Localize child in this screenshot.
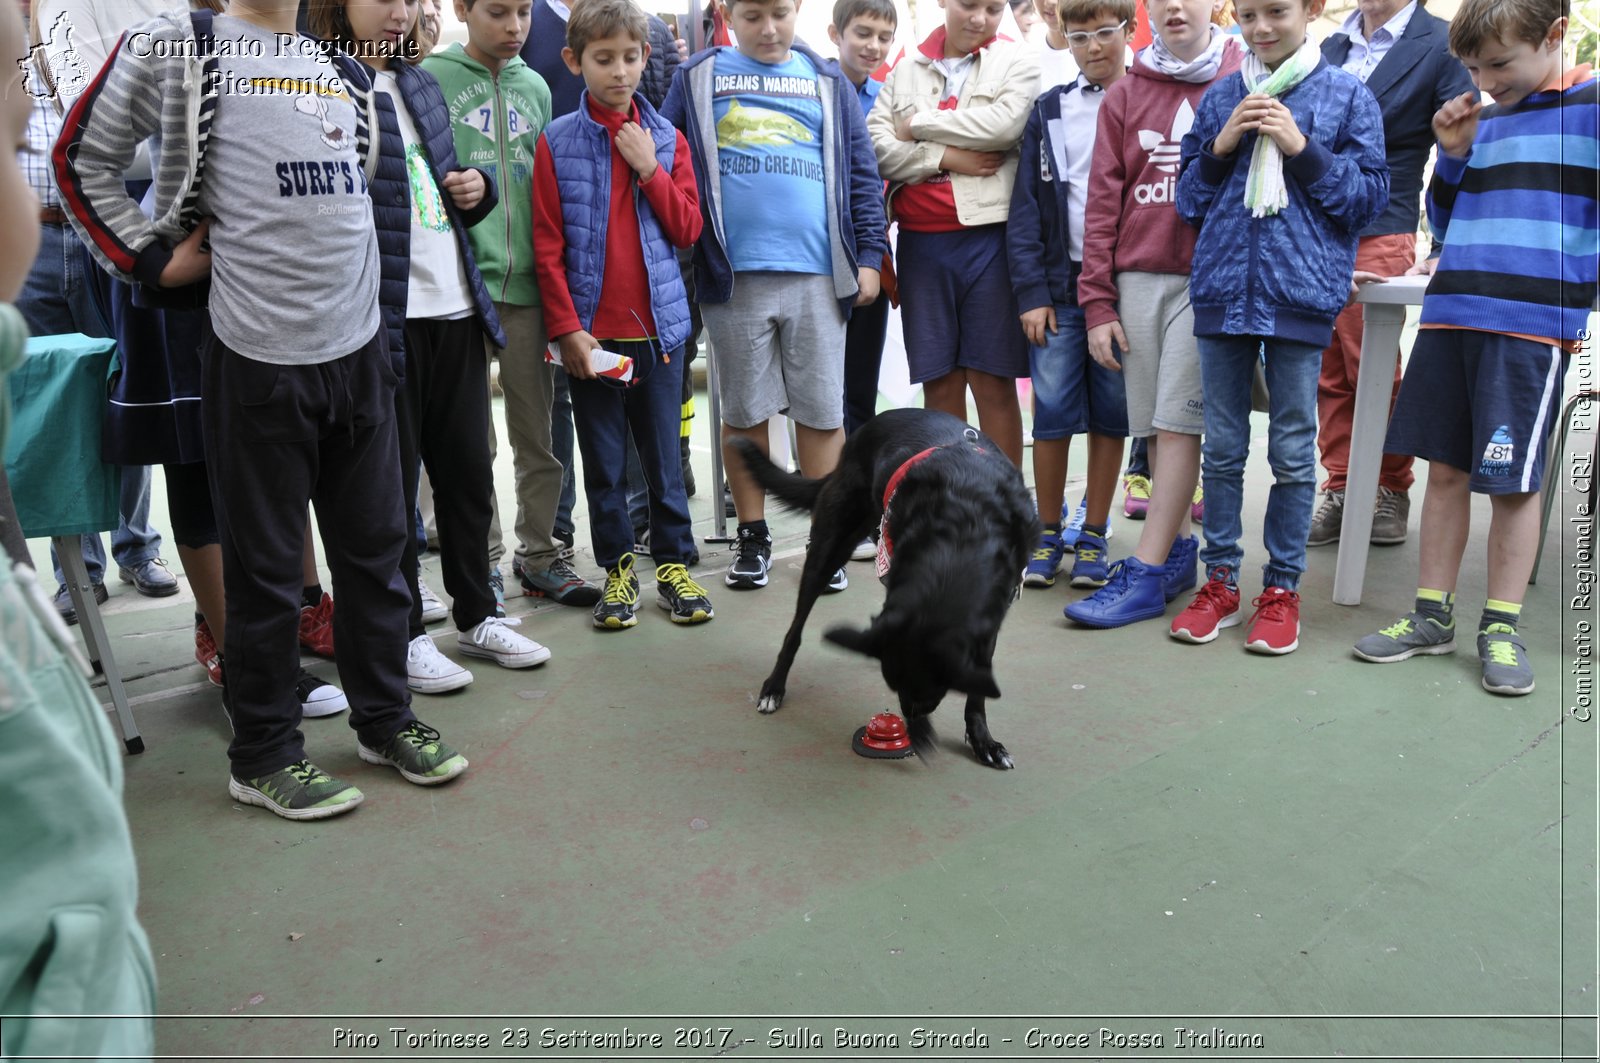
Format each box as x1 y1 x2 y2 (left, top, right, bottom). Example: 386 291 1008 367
1171 0 1388 653
57 0 471 818
663 0 886 593
828 0 897 440
1008 0 1135 590
1354 0 1595 695
422 2 600 613
1062 0 1242 625
314 0 555 692
532 0 712 630
870 0 1040 471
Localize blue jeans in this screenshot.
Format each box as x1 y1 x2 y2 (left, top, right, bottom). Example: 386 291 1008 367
554 365 649 542
19 223 162 585
1196 335 1322 592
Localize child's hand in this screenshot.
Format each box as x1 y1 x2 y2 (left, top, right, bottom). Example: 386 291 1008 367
940 147 1004 176
855 266 881 306
442 169 485 211
1432 91 1481 158
1347 269 1387 305
615 122 660 181
160 219 213 287
1405 257 1439 277
894 110 917 141
1020 305 1056 348
1212 94 1268 157
557 330 600 381
1086 320 1125 372
1255 98 1306 157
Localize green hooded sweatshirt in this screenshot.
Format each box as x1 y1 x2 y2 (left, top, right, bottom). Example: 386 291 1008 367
422 44 551 307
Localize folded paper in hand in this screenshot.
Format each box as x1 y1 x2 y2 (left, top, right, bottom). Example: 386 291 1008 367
545 343 635 383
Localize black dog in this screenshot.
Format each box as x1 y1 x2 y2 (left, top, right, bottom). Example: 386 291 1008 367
730 408 1038 769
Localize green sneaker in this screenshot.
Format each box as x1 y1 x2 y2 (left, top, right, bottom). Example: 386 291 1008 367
1353 610 1456 663
655 562 714 623
358 721 469 785
228 760 364 821
1478 626 1535 696
594 553 640 630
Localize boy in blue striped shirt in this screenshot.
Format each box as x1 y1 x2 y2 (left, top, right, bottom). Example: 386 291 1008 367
1353 0 1596 696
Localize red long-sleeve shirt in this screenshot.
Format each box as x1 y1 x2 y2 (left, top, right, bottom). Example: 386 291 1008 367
532 98 701 343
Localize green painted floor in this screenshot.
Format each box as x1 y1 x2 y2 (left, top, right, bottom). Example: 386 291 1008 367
37 383 1599 1062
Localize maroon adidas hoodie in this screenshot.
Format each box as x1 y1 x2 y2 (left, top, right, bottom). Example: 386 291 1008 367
1078 38 1244 331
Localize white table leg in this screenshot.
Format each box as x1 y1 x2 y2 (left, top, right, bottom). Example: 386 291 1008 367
1332 303 1407 606
54 536 143 754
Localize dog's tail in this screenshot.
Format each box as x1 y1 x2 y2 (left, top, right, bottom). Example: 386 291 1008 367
727 438 826 514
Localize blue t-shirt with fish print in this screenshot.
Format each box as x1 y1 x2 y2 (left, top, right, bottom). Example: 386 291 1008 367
711 48 829 275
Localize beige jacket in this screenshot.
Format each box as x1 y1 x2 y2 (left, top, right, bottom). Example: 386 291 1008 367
867 36 1040 228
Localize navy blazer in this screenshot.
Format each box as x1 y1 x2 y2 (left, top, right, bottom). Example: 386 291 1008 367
1322 6 1476 239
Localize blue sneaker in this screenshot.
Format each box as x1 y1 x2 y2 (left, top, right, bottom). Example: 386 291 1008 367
1063 556 1166 628
1059 499 1086 550
1023 529 1066 588
1068 532 1109 587
1161 535 1199 602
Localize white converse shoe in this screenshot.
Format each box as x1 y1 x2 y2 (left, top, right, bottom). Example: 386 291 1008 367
417 577 448 625
406 634 473 694
457 616 551 669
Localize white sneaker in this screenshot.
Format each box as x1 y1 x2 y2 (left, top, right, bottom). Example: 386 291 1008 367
457 616 551 669
850 536 876 562
295 669 348 718
417 577 448 624
406 634 472 693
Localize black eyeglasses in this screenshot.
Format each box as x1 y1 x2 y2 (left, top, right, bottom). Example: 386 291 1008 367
1065 20 1127 47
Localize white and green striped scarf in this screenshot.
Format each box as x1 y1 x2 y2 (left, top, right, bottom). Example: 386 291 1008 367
1240 39 1321 218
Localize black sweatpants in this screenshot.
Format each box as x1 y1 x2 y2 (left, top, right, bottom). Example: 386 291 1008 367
396 315 496 640
202 326 415 779
842 293 890 437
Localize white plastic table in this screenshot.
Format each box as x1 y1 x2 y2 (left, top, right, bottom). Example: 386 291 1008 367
1334 273 1429 606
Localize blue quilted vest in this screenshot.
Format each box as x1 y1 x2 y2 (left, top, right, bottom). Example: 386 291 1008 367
543 93 691 357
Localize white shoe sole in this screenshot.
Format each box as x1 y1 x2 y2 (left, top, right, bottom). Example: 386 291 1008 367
1353 641 1456 664
357 744 469 785
1245 627 1300 655
457 641 552 668
227 777 362 820
850 539 877 562
407 668 474 694
1169 610 1242 644
420 605 449 624
299 688 349 718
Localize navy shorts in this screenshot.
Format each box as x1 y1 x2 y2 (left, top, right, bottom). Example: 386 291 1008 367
1029 301 1129 440
1385 328 1569 494
897 225 1030 384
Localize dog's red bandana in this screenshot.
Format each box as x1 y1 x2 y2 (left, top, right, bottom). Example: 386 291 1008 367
875 434 984 579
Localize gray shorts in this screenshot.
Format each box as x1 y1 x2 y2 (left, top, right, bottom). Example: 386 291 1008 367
701 271 847 430
1117 271 1204 437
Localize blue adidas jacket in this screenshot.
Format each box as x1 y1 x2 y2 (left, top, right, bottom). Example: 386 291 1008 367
660 42 887 318
543 93 693 356
372 60 507 359
1175 59 1390 347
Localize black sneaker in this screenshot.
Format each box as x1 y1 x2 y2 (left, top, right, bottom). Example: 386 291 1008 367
594 553 641 629
725 526 771 589
656 563 714 623
295 669 349 718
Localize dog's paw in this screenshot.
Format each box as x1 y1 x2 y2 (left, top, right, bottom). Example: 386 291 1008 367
968 735 1015 770
756 691 784 714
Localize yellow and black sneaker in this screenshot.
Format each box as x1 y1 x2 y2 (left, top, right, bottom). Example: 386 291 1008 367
594 553 641 630
656 563 714 624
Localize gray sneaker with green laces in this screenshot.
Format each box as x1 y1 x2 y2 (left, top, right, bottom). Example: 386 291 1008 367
1353 610 1456 663
229 760 364 821
358 721 469 785
1478 626 1535 696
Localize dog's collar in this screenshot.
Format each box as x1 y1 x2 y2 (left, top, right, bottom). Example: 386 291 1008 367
876 432 985 580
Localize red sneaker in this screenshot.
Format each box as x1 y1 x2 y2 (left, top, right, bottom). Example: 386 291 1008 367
1169 568 1242 643
1244 587 1301 655
195 619 224 687
299 592 336 658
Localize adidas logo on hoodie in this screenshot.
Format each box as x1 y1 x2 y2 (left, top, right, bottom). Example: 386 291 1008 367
1132 99 1194 204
